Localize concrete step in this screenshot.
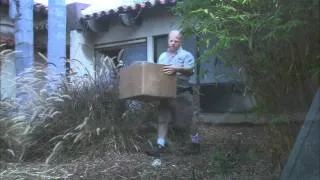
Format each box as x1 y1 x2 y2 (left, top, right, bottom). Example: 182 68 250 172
199 112 306 125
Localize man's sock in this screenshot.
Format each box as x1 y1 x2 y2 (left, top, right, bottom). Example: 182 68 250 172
191 133 200 144
157 137 165 147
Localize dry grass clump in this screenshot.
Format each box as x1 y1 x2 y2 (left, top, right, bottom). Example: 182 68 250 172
0 101 28 162
24 55 157 164
0 45 157 165
0 45 29 163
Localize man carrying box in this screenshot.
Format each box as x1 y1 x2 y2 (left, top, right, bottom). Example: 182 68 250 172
146 30 201 157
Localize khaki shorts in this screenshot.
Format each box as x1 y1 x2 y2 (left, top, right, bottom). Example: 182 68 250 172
158 88 196 132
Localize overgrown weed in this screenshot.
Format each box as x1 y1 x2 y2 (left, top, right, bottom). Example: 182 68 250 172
0 45 157 164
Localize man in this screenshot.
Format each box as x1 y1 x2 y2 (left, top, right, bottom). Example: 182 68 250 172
146 30 200 157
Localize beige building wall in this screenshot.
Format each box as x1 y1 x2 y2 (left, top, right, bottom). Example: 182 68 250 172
0 10 15 100
94 13 180 45
69 30 95 78
0 53 16 100
71 10 180 78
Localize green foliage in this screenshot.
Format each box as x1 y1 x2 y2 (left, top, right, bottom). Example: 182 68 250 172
172 0 320 113
211 150 237 175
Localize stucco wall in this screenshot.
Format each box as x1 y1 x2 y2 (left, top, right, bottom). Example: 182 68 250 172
1 53 16 100
70 30 95 78
94 11 180 45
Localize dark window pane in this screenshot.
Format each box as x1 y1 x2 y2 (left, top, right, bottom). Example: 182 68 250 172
121 42 147 65
198 56 239 84
200 84 255 113
96 41 147 66
154 35 167 63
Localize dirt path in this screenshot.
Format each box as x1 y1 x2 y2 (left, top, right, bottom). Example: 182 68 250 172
0 123 301 180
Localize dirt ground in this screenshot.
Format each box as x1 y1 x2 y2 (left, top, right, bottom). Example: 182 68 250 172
0 123 302 180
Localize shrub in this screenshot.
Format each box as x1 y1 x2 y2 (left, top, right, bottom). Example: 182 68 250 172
0 45 29 162
23 54 157 164
173 0 320 113
0 101 29 162
0 46 156 164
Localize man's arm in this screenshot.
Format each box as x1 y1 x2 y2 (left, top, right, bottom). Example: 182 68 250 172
175 66 194 76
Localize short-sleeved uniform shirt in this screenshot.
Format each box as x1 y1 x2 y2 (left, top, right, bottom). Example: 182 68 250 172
157 47 195 88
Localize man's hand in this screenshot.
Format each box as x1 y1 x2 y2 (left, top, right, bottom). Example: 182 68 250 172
163 65 194 76
162 65 177 75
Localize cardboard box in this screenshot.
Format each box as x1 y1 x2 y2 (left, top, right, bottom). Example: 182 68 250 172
119 61 176 100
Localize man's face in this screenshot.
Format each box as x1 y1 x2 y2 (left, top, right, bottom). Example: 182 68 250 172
168 33 181 53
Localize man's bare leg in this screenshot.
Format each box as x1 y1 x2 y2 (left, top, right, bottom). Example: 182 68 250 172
146 101 172 157
157 106 171 147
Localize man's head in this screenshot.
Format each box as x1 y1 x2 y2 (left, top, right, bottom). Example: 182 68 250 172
168 30 183 53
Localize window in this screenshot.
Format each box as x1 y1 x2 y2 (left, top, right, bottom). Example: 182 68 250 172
120 42 147 65
153 35 167 63
197 37 254 113
96 39 147 67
